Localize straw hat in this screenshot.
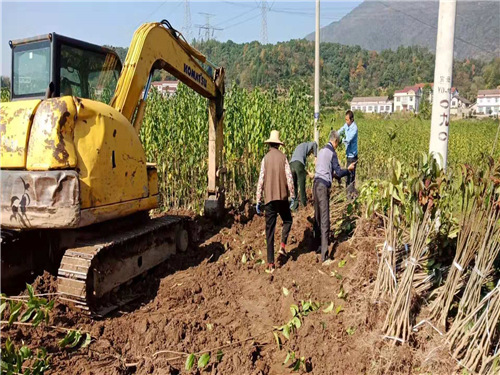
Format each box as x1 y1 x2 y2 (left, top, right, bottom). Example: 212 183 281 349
264 130 284 145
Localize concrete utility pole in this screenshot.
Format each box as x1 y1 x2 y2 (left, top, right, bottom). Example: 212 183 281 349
429 0 457 169
314 0 320 145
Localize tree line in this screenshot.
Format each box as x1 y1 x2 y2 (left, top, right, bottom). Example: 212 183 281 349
105 40 500 107
2 40 499 107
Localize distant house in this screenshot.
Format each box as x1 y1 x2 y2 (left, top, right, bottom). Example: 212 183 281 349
414 83 459 104
350 96 393 113
450 96 472 117
394 86 422 112
151 80 179 96
477 89 500 115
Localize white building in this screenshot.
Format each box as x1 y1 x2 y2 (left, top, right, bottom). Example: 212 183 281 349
393 86 422 112
477 89 500 115
151 80 179 96
350 96 393 113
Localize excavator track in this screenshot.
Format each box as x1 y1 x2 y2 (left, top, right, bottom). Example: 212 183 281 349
57 215 190 316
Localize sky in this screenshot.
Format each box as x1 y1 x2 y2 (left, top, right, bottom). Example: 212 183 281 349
0 0 362 75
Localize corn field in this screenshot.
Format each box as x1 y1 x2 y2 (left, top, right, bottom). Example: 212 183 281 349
322 111 500 182
140 84 312 211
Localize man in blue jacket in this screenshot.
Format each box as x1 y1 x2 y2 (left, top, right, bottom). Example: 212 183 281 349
338 110 358 195
314 130 356 264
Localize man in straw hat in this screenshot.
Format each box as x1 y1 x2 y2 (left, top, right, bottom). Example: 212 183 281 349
314 130 356 265
256 130 296 272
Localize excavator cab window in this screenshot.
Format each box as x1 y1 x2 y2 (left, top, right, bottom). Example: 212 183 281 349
10 33 122 102
12 40 51 98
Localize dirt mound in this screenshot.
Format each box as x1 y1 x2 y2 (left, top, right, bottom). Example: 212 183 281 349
2 202 455 375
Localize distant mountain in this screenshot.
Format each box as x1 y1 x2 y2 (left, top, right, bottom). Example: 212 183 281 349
305 0 500 60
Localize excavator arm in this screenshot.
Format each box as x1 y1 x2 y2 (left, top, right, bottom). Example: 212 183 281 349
111 21 226 216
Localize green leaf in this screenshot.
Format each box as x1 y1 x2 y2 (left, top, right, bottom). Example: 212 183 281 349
19 346 31 360
283 351 291 365
346 327 356 335
241 254 247 264
448 227 459 239
8 302 22 326
185 353 196 371
290 304 299 317
331 271 343 280
216 350 223 363
32 309 45 327
291 316 301 329
282 287 290 297
282 324 290 340
68 331 82 348
293 358 301 371
338 260 346 268
81 333 92 348
26 284 34 299
335 306 344 315
337 285 347 300
322 302 334 313
20 307 35 323
273 331 281 350
198 353 210 368
59 331 76 348
0 302 7 318
47 300 55 310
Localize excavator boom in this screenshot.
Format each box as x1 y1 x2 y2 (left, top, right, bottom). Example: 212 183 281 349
111 21 219 121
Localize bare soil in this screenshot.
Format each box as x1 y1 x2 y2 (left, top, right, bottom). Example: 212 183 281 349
2 196 457 375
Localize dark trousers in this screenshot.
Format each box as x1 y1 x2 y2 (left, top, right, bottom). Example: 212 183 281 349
290 161 307 207
313 181 330 261
346 156 358 192
265 200 293 264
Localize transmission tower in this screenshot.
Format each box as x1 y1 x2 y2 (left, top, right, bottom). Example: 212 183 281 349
195 12 223 41
183 0 192 41
260 0 268 44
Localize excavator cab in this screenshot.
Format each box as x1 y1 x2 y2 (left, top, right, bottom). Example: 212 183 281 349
10 33 122 101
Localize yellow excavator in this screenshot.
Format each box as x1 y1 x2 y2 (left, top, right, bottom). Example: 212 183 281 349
0 20 225 315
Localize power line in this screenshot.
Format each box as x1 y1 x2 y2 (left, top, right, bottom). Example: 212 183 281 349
224 13 262 30
221 0 340 20
133 1 182 32
214 7 260 27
